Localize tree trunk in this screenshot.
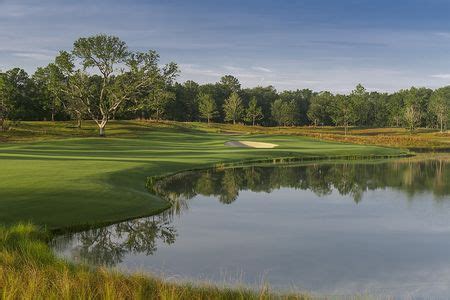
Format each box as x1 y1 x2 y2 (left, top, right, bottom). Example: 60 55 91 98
51 111 55 122
344 123 348 136
99 125 105 136
440 118 443 133
252 117 255 126
207 117 210 124
77 117 82 129
233 119 236 125
98 118 108 137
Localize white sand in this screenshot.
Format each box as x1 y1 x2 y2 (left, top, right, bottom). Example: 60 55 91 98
225 141 278 149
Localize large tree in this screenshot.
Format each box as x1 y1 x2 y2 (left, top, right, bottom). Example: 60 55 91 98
331 94 358 135
279 89 312 125
220 75 241 93
242 86 278 126
48 51 95 128
403 88 422 133
404 104 421 133
223 91 243 124
2 68 42 121
369 92 389 127
245 96 263 126
54 51 88 128
0 72 13 130
66 34 178 136
271 99 297 126
387 92 404 127
66 71 99 128
168 81 200 121
429 87 449 133
307 91 334 126
350 84 369 126
33 63 67 122
147 88 175 121
198 93 217 124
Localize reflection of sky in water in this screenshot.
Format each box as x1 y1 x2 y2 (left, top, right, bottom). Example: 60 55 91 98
54 161 450 298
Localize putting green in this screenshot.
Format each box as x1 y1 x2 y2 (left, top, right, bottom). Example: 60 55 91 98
0 121 405 230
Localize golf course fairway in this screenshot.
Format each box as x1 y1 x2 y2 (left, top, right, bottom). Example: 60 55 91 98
0 121 406 230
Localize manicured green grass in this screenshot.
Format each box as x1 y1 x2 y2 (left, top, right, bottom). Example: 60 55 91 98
0 121 406 230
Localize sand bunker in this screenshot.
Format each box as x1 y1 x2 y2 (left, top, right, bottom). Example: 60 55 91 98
225 141 278 149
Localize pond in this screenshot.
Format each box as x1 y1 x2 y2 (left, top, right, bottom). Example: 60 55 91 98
53 158 450 297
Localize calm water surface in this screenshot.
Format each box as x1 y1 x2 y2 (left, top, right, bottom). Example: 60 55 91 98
53 158 450 298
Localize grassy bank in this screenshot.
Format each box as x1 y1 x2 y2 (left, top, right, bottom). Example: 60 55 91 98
0 120 405 229
0 224 310 299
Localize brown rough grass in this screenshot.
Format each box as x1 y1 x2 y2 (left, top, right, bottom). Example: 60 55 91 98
0 224 310 300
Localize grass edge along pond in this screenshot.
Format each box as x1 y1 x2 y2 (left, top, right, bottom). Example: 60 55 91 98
0 121 409 299
0 224 312 299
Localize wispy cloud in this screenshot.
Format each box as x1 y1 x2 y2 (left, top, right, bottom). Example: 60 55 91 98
430 74 450 79
434 32 450 39
0 1 71 18
309 40 388 48
252 66 272 73
223 65 243 72
179 64 222 78
12 51 55 60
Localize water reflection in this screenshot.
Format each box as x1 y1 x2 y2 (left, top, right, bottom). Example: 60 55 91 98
149 158 449 209
53 215 176 266
53 158 449 282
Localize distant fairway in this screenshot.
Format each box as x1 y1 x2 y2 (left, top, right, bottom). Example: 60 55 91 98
0 121 406 230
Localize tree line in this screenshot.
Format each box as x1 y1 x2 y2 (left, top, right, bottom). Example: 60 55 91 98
0 34 449 135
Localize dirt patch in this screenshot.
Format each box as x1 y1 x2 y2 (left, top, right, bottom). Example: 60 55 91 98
225 141 278 149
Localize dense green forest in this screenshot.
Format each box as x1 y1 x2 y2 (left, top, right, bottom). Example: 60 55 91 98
0 35 449 135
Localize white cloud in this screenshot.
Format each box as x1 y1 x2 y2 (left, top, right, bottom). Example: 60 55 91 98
431 74 450 79
179 64 222 78
223 65 243 72
12 52 55 60
434 32 450 39
252 66 272 73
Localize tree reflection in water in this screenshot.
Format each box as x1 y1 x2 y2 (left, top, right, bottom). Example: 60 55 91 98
53 214 176 266
54 158 449 266
151 158 449 206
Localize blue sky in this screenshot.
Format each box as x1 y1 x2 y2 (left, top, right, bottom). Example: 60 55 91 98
2 0 450 92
